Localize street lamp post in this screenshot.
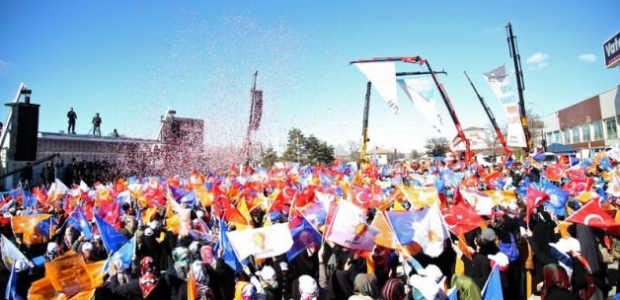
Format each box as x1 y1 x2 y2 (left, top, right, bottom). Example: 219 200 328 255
528 102 545 148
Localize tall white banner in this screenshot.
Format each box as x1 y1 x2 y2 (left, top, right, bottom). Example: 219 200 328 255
397 78 444 136
355 62 399 114
483 65 527 148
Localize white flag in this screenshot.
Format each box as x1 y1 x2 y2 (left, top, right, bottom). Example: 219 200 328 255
1 235 30 272
483 65 527 147
355 62 400 114
324 200 379 251
414 204 449 257
226 223 293 261
398 78 444 134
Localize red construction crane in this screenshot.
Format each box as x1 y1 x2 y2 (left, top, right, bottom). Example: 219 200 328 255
464 71 513 162
350 56 473 165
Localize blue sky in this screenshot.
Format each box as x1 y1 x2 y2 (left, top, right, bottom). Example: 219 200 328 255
1 1 618 156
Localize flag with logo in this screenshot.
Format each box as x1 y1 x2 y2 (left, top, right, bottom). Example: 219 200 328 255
354 61 399 114
1 235 30 272
226 222 294 261
442 202 484 235
565 198 619 230
287 217 323 261
483 65 527 147
324 200 379 252
11 214 52 245
388 205 449 257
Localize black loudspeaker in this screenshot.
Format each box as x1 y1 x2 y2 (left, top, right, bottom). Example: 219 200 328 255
14 104 39 161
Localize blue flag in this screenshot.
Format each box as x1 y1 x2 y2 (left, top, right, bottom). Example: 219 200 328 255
5 264 23 300
517 177 530 198
67 207 92 239
216 222 243 274
447 288 458 300
543 181 569 216
22 191 37 209
94 215 128 252
386 209 428 245
482 266 503 300
35 217 57 239
287 218 323 261
533 150 545 162
103 237 136 274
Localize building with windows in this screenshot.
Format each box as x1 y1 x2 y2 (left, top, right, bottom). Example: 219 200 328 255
543 85 619 157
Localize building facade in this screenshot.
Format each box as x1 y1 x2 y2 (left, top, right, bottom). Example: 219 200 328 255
1 111 205 190
543 85 620 156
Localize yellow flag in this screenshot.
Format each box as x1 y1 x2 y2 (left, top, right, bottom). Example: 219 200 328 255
393 200 406 211
195 186 213 207
400 186 440 209
558 221 573 239
237 197 252 224
485 190 517 206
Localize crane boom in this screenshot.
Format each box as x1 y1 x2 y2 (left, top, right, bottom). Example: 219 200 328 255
350 56 473 165
464 71 512 162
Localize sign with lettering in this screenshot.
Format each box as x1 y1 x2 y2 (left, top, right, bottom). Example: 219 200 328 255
604 31 620 69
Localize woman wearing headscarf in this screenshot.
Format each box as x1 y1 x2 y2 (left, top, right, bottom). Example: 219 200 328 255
380 278 406 300
234 265 267 300
449 274 481 300
297 275 319 300
575 224 608 298
164 246 191 299
540 264 578 300
189 260 215 300
139 220 166 272
348 273 379 300
466 228 499 290
526 209 558 294
109 256 168 300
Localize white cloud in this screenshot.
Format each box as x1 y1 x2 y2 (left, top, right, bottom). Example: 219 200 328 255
0 59 9 76
526 52 550 70
485 26 501 32
578 53 597 63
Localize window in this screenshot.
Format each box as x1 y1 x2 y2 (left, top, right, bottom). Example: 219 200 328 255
564 128 571 144
546 132 553 143
605 117 617 140
593 120 604 140
553 131 561 143
582 123 591 142
572 127 580 143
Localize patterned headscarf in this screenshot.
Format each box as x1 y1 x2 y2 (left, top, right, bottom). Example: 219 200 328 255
139 256 159 298
380 278 405 300
234 281 256 300
172 247 191 280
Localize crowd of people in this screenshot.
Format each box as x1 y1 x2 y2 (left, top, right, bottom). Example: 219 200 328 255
2 147 620 300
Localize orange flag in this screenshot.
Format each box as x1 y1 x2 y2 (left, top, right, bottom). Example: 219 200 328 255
12 214 52 245
44 251 97 298
28 277 57 300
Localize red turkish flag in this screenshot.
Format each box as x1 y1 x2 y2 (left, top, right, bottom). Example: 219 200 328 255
442 201 484 235
545 164 563 182
525 187 550 222
484 171 504 190
565 198 620 230
565 167 587 182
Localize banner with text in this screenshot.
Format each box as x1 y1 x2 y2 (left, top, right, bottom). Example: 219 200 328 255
483 65 527 148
